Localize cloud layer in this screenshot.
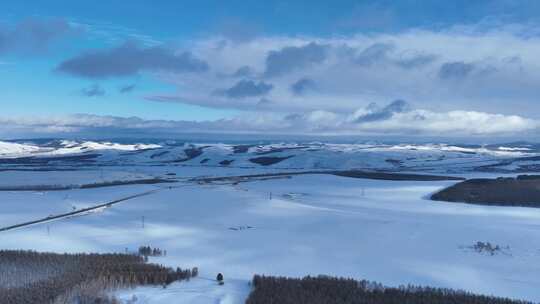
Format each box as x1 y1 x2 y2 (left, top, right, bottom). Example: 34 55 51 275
1 101 537 138
57 42 208 78
0 18 80 55
81 84 105 97
216 80 273 98
137 25 540 121
264 42 328 77
4 17 540 138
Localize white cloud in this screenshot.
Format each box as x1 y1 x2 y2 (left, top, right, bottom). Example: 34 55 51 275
10 20 540 139
142 25 540 119
0 102 537 138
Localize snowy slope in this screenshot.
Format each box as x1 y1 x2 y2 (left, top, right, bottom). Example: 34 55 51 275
52 140 161 154
0 140 160 158
0 141 41 156
0 139 539 173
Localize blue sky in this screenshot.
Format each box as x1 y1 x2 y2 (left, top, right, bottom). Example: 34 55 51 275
2 1 540 138
7 1 540 36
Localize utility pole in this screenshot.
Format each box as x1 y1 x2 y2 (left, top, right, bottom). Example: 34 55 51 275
47 225 50 236
142 216 145 229
269 192 272 200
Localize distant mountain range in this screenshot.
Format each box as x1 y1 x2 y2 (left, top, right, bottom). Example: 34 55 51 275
0 139 539 174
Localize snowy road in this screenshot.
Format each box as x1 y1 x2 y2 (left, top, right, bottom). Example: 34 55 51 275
0 188 161 232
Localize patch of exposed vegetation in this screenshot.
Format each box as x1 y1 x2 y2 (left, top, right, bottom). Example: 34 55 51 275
173 147 204 162
232 144 255 153
0 178 176 191
432 175 540 207
255 146 307 155
219 159 234 166
460 241 511 256
249 156 294 166
0 154 100 165
0 250 197 304
80 178 176 189
194 170 463 184
332 170 463 181
246 275 532 304
228 225 254 231
150 150 170 158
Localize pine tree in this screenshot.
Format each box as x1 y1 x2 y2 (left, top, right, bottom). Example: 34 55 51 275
216 273 224 285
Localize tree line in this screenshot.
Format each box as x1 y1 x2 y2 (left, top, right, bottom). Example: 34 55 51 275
246 275 533 304
0 250 197 304
138 246 165 257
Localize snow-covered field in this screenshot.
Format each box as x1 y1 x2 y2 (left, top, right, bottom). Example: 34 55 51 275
0 170 155 189
1 139 540 303
1 167 540 303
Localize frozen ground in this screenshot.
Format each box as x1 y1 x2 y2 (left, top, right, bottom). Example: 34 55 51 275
1 169 539 303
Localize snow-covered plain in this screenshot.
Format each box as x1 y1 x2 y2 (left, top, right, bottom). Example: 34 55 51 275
1 140 540 303
1 171 540 302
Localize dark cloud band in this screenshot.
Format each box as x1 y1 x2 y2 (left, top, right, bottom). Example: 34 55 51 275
57 42 209 78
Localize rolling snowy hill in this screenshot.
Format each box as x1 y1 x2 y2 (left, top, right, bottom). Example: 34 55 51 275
1 139 539 174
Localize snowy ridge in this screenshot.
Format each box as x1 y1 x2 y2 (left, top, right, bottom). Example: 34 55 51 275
0 140 161 157
51 141 161 155
0 140 539 173
0 141 41 156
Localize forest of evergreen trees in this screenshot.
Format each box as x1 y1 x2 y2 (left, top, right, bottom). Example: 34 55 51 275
0 250 197 304
246 275 533 304
3 250 535 303
138 246 165 257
